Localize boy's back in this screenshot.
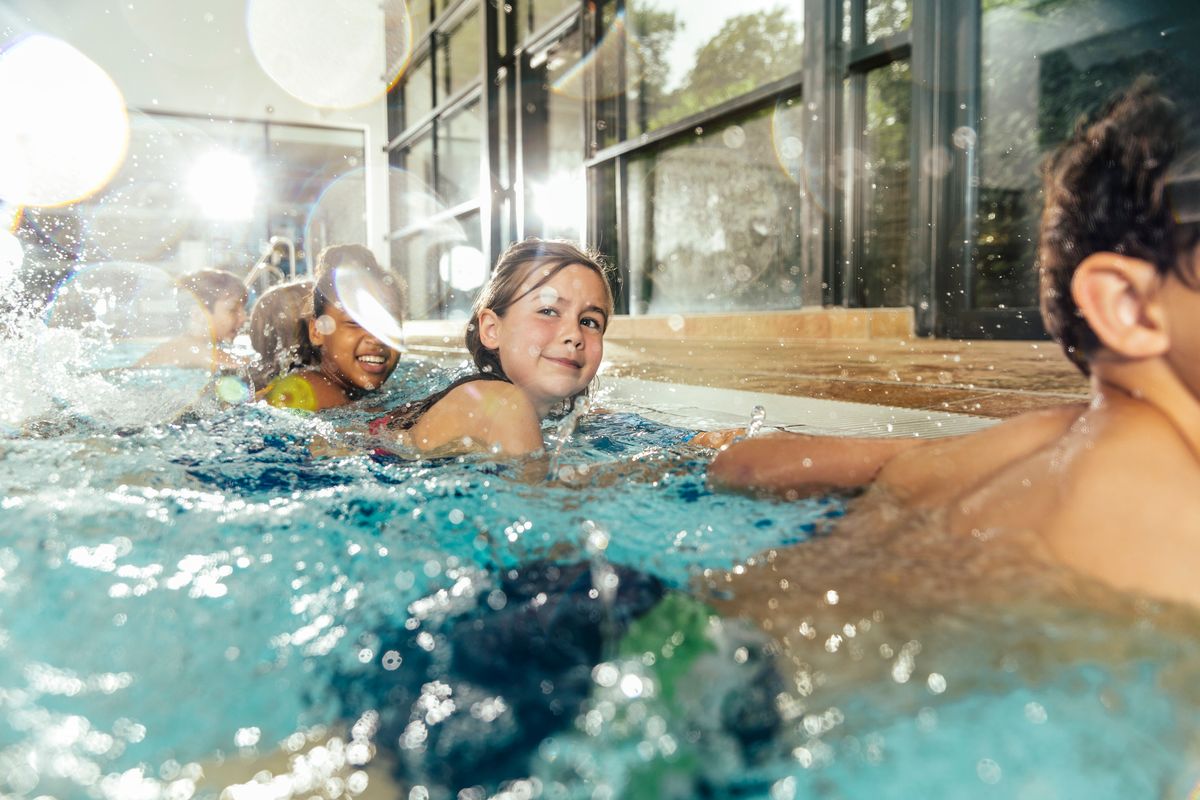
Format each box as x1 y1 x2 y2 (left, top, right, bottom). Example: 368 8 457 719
868 394 1200 607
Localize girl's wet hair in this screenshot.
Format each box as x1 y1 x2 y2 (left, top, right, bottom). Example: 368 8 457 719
308 243 404 319
465 238 614 382
1039 79 1200 374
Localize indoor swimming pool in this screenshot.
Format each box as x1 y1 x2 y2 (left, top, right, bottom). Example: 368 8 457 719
0 312 1197 800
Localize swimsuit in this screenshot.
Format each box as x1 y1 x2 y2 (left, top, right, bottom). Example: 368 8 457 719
261 373 318 411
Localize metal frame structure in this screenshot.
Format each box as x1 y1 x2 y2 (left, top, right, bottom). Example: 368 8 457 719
384 0 1077 338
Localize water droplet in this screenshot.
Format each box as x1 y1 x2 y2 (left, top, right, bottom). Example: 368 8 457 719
976 758 1002 785
619 674 643 698
592 662 619 687
747 405 767 438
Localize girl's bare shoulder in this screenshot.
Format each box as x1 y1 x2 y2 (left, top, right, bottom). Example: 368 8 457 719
407 380 542 455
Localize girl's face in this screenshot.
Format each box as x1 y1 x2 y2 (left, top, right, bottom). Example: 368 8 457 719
308 304 400 391
478 263 608 418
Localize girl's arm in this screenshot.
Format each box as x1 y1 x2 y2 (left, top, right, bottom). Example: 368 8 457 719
402 381 545 456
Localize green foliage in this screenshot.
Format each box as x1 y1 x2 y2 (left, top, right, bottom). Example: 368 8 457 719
631 6 803 132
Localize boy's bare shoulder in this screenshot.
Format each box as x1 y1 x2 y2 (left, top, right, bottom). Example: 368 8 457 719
878 403 1086 505
999 407 1200 607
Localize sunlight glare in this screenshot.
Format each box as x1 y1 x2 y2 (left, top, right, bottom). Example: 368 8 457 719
187 151 257 221
0 35 129 207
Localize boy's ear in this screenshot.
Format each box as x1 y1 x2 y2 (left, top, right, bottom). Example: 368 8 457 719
306 316 325 348
1071 252 1169 359
477 308 501 349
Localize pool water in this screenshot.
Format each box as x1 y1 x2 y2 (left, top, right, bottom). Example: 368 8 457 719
0 351 844 799
1 333 1198 799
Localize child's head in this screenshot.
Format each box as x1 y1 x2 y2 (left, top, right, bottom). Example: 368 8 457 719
248 279 316 388
305 244 403 394
1039 81 1200 374
178 269 248 343
467 239 614 415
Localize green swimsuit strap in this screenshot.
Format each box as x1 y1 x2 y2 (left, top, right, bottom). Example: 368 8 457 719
617 591 719 705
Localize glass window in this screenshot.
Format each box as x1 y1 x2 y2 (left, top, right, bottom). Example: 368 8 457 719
856 59 911 307
589 1 623 150
866 0 911 43
624 99 808 314
441 8 483 99
525 29 586 241
620 0 803 141
408 0 432 43
497 65 511 189
23 113 364 292
404 57 434 129
531 0 576 36
394 133 435 233
971 0 1198 312
394 210 483 319
437 102 482 206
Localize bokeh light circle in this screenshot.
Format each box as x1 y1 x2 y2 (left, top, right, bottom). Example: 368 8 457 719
0 35 129 207
308 167 480 322
438 245 486 293
333 264 406 352
305 167 371 260
247 0 413 109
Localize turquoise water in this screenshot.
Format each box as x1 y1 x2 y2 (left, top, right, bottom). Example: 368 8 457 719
1 354 1197 799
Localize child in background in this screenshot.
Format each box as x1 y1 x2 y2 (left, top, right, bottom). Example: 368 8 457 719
256 244 402 411
371 238 612 457
136 269 247 371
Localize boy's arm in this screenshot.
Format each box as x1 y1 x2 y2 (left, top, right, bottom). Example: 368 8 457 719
708 432 925 496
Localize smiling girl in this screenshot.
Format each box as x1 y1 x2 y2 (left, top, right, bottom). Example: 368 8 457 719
257 244 402 411
371 239 613 456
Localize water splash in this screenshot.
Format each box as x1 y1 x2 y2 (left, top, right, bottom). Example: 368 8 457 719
546 395 592 480
583 519 620 658
746 404 767 438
